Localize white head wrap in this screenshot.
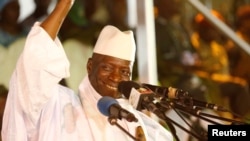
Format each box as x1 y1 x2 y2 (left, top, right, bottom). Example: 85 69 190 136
93 25 136 62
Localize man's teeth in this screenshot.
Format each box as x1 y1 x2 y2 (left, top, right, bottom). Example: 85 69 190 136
106 85 117 90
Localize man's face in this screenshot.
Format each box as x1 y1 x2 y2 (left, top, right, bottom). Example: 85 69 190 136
87 53 133 98
2 1 20 23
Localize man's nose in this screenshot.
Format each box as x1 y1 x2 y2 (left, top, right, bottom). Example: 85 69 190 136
109 69 121 82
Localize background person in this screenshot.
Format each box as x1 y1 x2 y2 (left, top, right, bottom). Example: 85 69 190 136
0 0 27 47
21 0 52 31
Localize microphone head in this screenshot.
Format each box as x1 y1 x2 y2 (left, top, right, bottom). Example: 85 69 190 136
97 96 118 116
142 83 171 98
118 81 141 98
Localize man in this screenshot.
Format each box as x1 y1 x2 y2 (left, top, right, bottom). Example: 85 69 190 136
1 0 173 140
225 5 250 119
0 0 28 47
154 0 198 86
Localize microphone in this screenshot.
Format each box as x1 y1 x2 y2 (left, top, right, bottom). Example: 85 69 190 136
142 83 228 112
121 81 228 112
142 83 190 99
118 81 182 140
97 96 138 122
118 81 168 119
182 98 228 112
118 81 158 111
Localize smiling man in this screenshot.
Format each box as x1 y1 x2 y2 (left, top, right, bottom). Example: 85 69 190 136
85 26 135 98
1 0 173 140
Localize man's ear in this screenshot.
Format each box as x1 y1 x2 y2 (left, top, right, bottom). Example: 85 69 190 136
87 58 92 74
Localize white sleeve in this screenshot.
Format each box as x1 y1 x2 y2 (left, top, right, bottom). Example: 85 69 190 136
138 112 174 141
13 22 70 122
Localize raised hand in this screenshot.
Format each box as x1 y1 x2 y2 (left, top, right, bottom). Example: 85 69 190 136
41 0 75 39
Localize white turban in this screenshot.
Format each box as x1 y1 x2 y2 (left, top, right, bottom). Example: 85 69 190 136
93 25 136 62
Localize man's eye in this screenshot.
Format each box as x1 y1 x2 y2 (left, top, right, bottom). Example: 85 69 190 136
121 70 131 76
102 65 112 71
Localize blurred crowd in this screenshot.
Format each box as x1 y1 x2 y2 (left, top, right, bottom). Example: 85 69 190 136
1 0 250 140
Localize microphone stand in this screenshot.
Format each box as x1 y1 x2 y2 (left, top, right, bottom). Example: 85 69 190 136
108 116 139 141
197 111 247 125
157 99 248 140
161 112 208 141
172 97 248 125
144 85 249 140
164 101 223 125
142 102 208 141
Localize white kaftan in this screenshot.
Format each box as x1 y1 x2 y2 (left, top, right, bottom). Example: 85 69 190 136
2 22 173 141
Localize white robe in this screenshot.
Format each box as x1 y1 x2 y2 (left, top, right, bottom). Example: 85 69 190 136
1 22 173 141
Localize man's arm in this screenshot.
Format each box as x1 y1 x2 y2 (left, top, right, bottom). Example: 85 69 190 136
41 0 74 39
